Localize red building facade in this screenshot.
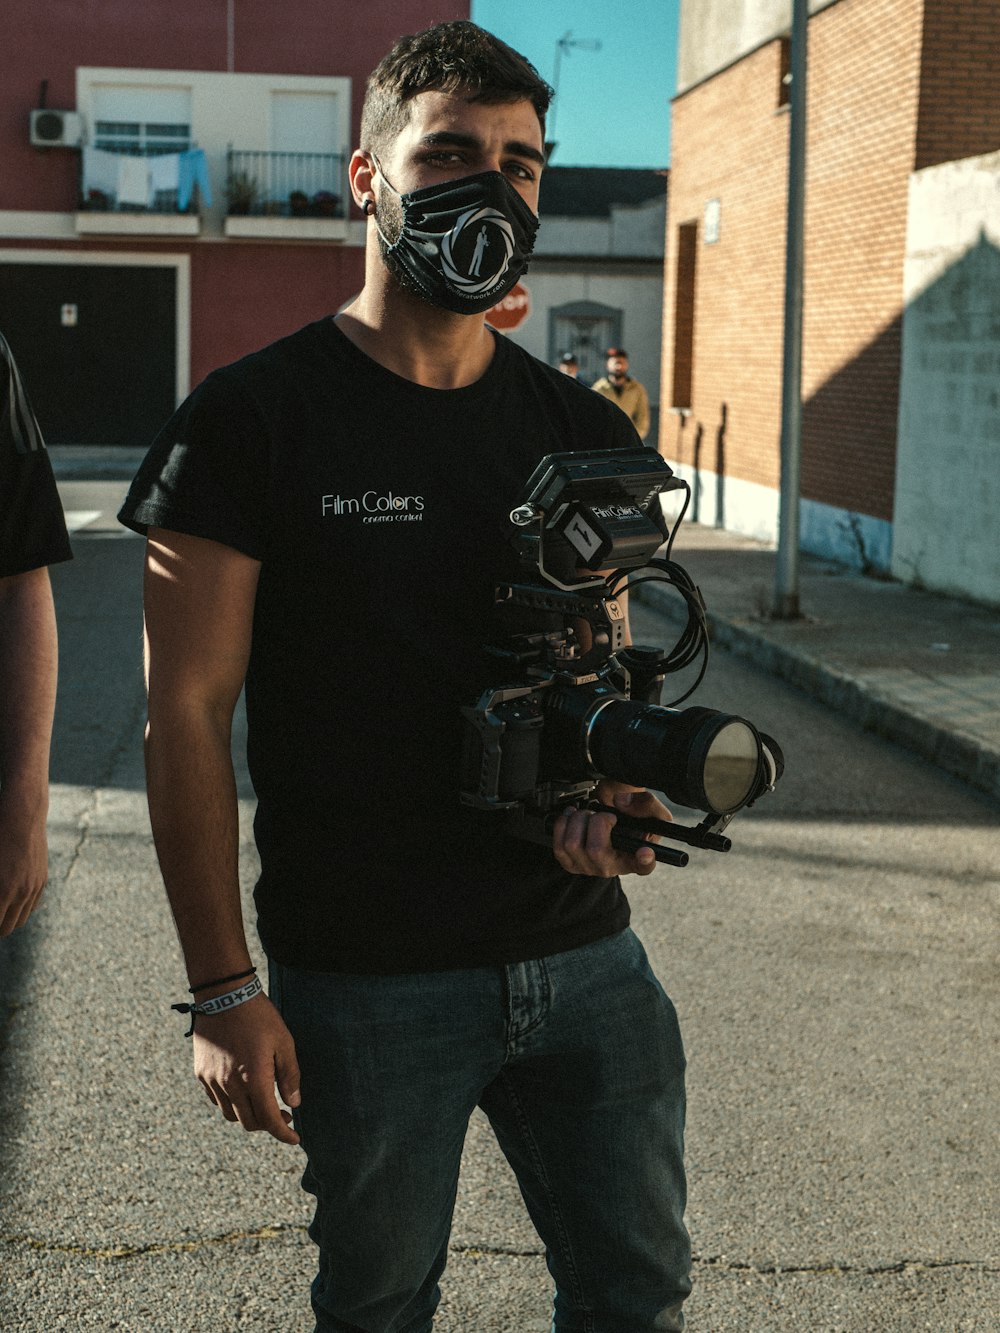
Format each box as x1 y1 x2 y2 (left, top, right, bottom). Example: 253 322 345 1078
1 1 467 443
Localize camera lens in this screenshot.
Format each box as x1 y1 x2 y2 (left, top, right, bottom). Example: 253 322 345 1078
587 701 763 814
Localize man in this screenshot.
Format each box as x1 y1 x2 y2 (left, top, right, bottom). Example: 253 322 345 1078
592 346 652 440
0 331 71 938
120 21 690 1332
557 350 579 378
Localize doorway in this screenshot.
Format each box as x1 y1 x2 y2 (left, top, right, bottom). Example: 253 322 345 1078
549 300 622 387
0 260 178 445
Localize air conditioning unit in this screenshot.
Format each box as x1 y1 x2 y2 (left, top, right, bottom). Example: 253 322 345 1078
30 109 84 148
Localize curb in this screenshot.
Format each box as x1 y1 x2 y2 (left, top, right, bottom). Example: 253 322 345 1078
49 447 146 482
635 582 1000 806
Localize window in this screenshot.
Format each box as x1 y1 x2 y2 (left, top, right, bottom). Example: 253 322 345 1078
778 36 792 109
93 120 191 155
91 85 193 154
671 222 698 410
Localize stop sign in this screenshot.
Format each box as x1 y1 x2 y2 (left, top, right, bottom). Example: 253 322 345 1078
485 281 531 331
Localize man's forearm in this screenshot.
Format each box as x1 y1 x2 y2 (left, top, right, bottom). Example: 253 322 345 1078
145 707 253 985
0 567 58 800
634 393 650 441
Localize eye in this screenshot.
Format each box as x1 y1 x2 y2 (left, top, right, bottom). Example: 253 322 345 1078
506 161 536 183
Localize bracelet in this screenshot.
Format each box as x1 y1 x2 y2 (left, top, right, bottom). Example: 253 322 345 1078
189 966 256 995
171 974 264 1037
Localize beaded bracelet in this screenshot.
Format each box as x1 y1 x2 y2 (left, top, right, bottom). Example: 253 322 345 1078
171 974 264 1037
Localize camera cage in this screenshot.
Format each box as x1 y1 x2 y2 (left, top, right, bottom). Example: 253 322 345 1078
460 446 784 867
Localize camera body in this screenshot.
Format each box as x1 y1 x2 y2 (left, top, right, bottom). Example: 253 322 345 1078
459 447 783 863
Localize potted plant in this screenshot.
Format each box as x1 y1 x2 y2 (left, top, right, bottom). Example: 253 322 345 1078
225 171 259 216
311 191 341 217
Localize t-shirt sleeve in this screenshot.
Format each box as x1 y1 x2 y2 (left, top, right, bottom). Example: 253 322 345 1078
0 336 72 578
118 370 270 560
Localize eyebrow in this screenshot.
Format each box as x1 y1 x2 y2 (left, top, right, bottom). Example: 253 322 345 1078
418 130 546 168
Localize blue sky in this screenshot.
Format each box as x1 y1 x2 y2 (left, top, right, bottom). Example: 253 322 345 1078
470 0 680 168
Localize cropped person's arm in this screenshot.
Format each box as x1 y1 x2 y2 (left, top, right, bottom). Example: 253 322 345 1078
143 528 300 1144
633 385 650 441
0 567 58 937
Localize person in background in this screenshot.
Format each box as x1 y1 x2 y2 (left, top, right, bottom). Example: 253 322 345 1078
0 331 72 937
557 350 579 378
592 345 651 440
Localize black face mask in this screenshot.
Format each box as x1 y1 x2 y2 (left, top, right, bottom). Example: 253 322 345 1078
373 161 539 315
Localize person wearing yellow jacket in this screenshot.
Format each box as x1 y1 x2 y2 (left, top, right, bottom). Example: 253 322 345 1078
591 346 651 440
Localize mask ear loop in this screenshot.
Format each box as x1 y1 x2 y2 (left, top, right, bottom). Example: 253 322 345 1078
368 154 398 248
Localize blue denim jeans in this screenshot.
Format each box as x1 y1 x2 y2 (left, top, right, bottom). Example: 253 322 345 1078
269 927 690 1333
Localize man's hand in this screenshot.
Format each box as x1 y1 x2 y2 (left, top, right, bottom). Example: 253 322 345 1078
193 994 302 1146
0 788 48 937
552 782 673 879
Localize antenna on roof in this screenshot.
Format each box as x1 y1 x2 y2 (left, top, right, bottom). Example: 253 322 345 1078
549 31 602 162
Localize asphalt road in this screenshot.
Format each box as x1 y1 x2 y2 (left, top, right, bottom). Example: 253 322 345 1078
0 525 997 1331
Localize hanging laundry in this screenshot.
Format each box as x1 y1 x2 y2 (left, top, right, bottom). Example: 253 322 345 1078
117 155 152 207
149 152 182 196
177 149 212 210
81 146 121 199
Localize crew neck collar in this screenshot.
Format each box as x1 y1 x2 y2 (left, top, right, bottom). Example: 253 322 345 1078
325 316 506 397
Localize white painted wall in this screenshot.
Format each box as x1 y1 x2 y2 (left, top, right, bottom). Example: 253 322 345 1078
892 150 1000 606
534 196 666 259
507 191 667 403
677 0 839 94
505 265 664 406
657 449 892 570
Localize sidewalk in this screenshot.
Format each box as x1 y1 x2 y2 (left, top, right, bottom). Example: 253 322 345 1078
49 446 1000 806
636 524 1000 806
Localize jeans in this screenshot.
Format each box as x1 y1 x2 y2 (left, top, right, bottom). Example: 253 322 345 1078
269 927 690 1333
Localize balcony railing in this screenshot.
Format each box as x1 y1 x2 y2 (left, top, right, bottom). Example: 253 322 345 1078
77 146 207 216
226 149 346 218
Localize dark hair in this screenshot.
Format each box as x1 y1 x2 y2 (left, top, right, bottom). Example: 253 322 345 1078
361 20 552 159
559 352 579 365
607 347 629 359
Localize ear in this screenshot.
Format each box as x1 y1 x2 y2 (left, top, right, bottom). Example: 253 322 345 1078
348 150 375 213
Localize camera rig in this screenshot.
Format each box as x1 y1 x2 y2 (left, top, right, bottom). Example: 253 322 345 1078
459 447 784 867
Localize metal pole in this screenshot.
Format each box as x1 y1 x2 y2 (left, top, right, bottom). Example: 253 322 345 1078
548 33 601 160
774 0 808 619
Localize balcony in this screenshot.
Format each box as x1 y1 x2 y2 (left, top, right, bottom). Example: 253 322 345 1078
223 149 348 241
74 146 206 236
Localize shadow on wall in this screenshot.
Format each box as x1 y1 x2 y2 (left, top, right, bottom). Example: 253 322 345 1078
660 230 999 602
665 404 727 529
889 230 1000 605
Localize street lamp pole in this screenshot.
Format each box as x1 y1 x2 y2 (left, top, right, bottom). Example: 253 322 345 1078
774 0 809 619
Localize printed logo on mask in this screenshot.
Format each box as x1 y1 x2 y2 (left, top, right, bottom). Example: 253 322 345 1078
439 206 515 297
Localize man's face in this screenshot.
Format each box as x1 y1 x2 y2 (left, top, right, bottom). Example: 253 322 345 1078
372 90 544 297
607 355 629 381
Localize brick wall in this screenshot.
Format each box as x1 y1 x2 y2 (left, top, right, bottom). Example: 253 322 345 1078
800 0 923 518
916 0 1000 170
661 0 925 526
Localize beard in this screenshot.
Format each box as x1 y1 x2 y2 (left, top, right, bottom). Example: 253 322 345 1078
374 191 440 307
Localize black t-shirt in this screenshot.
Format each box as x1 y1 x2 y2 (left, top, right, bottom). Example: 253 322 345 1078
1 332 72 577
120 318 641 972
